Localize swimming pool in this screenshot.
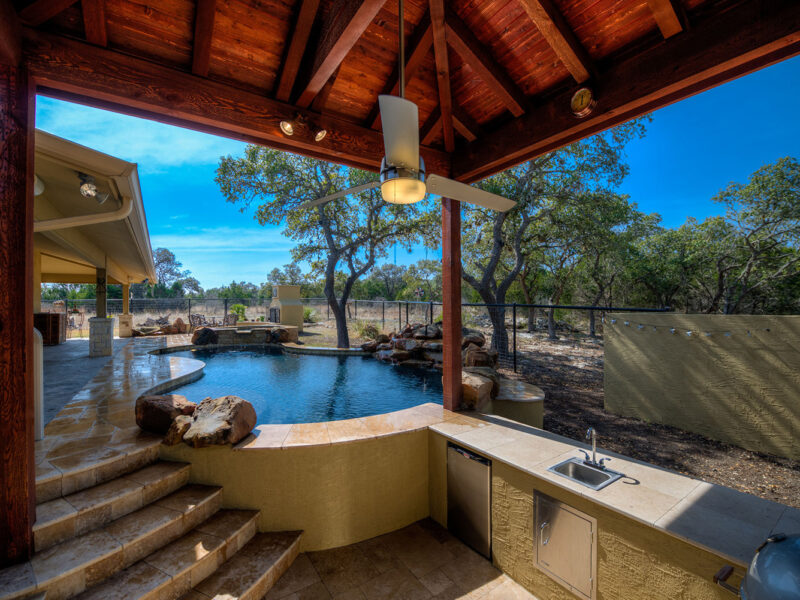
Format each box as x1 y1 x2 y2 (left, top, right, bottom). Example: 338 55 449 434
170 347 443 424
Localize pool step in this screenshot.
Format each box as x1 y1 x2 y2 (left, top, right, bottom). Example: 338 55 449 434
179 531 303 600
0 485 223 600
72 510 260 600
34 462 191 552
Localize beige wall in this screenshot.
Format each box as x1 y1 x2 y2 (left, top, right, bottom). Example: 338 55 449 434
428 430 738 600
161 429 430 552
604 313 800 460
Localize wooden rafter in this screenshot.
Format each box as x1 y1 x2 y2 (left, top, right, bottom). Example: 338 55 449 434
445 7 528 117
191 0 216 77
420 106 442 146
517 0 593 84
18 0 77 25
295 0 385 108
647 0 685 39
453 0 800 182
81 0 107 47
311 66 339 113
429 0 454 152
366 10 433 129
275 0 321 102
23 28 451 176
0 0 21 65
452 105 480 142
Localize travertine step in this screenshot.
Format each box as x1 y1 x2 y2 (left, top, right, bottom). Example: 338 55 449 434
73 510 260 600
37 430 162 503
34 462 191 552
179 531 303 600
0 485 223 600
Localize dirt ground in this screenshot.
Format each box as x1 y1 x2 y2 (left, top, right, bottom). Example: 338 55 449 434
301 321 800 508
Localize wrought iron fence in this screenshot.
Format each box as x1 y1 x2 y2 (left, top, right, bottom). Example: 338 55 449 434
41 297 668 370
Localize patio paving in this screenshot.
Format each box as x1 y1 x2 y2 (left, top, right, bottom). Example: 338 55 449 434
266 519 535 600
43 338 132 424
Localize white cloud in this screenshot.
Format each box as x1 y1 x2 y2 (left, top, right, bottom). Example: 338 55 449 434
35 97 246 173
149 226 295 254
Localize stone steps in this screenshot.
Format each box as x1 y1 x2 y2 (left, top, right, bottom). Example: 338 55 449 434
72 510 260 600
34 462 191 552
0 485 223 600
179 531 303 600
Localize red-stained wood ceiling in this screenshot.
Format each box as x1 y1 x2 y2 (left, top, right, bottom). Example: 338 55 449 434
12 0 800 180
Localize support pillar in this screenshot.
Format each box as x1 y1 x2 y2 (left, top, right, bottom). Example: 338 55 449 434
119 283 133 337
95 267 107 319
441 198 462 411
0 48 36 564
32 250 41 313
90 267 113 355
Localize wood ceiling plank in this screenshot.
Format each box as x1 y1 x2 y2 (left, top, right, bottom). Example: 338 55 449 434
18 0 77 26
647 0 685 39
445 7 528 117
275 0 321 102
453 0 800 182
0 0 22 65
429 0 453 152
191 0 216 77
295 0 386 108
81 0 107 47
366 10 432 129
517 0 593 84
23 28 451 175
420 105 441 146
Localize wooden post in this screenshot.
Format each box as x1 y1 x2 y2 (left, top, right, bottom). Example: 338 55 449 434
0 42 36 564
95 267 107 318
122 283 130 314
441 198 462 411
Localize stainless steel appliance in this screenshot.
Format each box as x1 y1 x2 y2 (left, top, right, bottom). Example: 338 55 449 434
715 533 800 599
447 443 491 558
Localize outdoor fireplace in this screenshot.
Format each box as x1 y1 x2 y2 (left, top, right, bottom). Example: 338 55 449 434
269 285 304 332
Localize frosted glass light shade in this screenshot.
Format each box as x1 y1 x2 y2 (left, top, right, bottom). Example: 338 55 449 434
381 177 426 204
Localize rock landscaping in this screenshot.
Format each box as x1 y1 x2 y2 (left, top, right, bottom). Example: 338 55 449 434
135 393 197 434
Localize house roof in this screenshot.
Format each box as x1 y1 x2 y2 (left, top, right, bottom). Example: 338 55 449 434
33 130 157 285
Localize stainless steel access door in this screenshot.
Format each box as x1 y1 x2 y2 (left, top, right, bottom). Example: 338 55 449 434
447 443 491 558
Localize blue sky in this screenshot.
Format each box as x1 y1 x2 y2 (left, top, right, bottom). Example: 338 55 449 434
35 55 800 288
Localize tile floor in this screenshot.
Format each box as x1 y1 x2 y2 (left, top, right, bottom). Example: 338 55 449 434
265 519 536 600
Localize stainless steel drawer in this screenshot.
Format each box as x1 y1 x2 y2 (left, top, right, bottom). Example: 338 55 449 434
447 443 491 558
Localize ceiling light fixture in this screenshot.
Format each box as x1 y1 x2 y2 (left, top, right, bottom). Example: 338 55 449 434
279 115 327 143
314 128 327 142
78 172 97 198
279 120 294 136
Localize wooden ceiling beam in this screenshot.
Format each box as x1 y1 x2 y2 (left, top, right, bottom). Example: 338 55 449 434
453 0 800 182
445 8 528 117
517 0 594 84
275 0 321 102
191 0 216 77
366 10 432 129
646 0 685 39
420 106 441 146
295 0 385 108
18 0 77 26
0 0 22 65
430 0 454 152
452 105 480 142
23 28 450 176
81 0 107 47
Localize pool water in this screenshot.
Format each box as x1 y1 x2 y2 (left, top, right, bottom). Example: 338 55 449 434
171 347 443 424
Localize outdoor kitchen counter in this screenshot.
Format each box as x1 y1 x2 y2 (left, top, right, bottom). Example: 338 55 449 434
429 414 800 568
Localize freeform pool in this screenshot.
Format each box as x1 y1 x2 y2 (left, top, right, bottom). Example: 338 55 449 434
170 347 443 424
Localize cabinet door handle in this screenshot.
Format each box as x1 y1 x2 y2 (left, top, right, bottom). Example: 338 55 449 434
540 521 551 546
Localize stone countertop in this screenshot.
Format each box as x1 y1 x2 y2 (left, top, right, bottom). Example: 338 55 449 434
429 414 799 568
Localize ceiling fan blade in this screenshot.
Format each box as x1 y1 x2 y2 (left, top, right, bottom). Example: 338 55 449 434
379 95 420 170
426 175 516 212
296 181 380 210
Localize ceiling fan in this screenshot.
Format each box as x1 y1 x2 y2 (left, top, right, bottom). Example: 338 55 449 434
296 1 515 213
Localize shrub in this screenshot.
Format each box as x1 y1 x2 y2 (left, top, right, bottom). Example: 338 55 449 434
303 307 315 323
352 319 380 340
230 303 247 320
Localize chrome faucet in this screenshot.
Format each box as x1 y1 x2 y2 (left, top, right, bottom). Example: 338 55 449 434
580 427 611 469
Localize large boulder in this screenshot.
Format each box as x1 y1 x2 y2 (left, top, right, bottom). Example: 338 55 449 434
464 344 495 367
163 414 193 446
361 340 378 352
461 329 486 348
464 367 500 398
414 324 442 340
270 327 290 343
394 338 421 352
376 342 392 351
192 327 219 346
375 333 390 344
422 341 443 352
135 394 196 435
390 349 411 362
182 395 257 448
461 371 494 410
173 317 187 334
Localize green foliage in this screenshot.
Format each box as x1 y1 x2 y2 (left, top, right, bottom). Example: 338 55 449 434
229 303 247 319
352 320 380 340
303 307 315 323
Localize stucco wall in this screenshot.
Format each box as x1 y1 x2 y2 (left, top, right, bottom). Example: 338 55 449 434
428 431 738 600
604 313 800 460
161 429 429 552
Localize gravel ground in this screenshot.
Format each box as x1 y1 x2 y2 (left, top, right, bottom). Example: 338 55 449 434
301 320 800 508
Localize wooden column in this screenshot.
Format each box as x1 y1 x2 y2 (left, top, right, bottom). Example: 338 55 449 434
33 250 41 313
122 283 130 314
0 59 36 564
441 198 462 411
95 267 107 318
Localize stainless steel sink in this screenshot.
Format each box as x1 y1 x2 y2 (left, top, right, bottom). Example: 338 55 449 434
547 457 624 491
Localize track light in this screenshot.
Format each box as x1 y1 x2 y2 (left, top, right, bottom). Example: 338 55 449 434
279 120 294 136
278 115 326 142
314 128 327 142
78 172 97 198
